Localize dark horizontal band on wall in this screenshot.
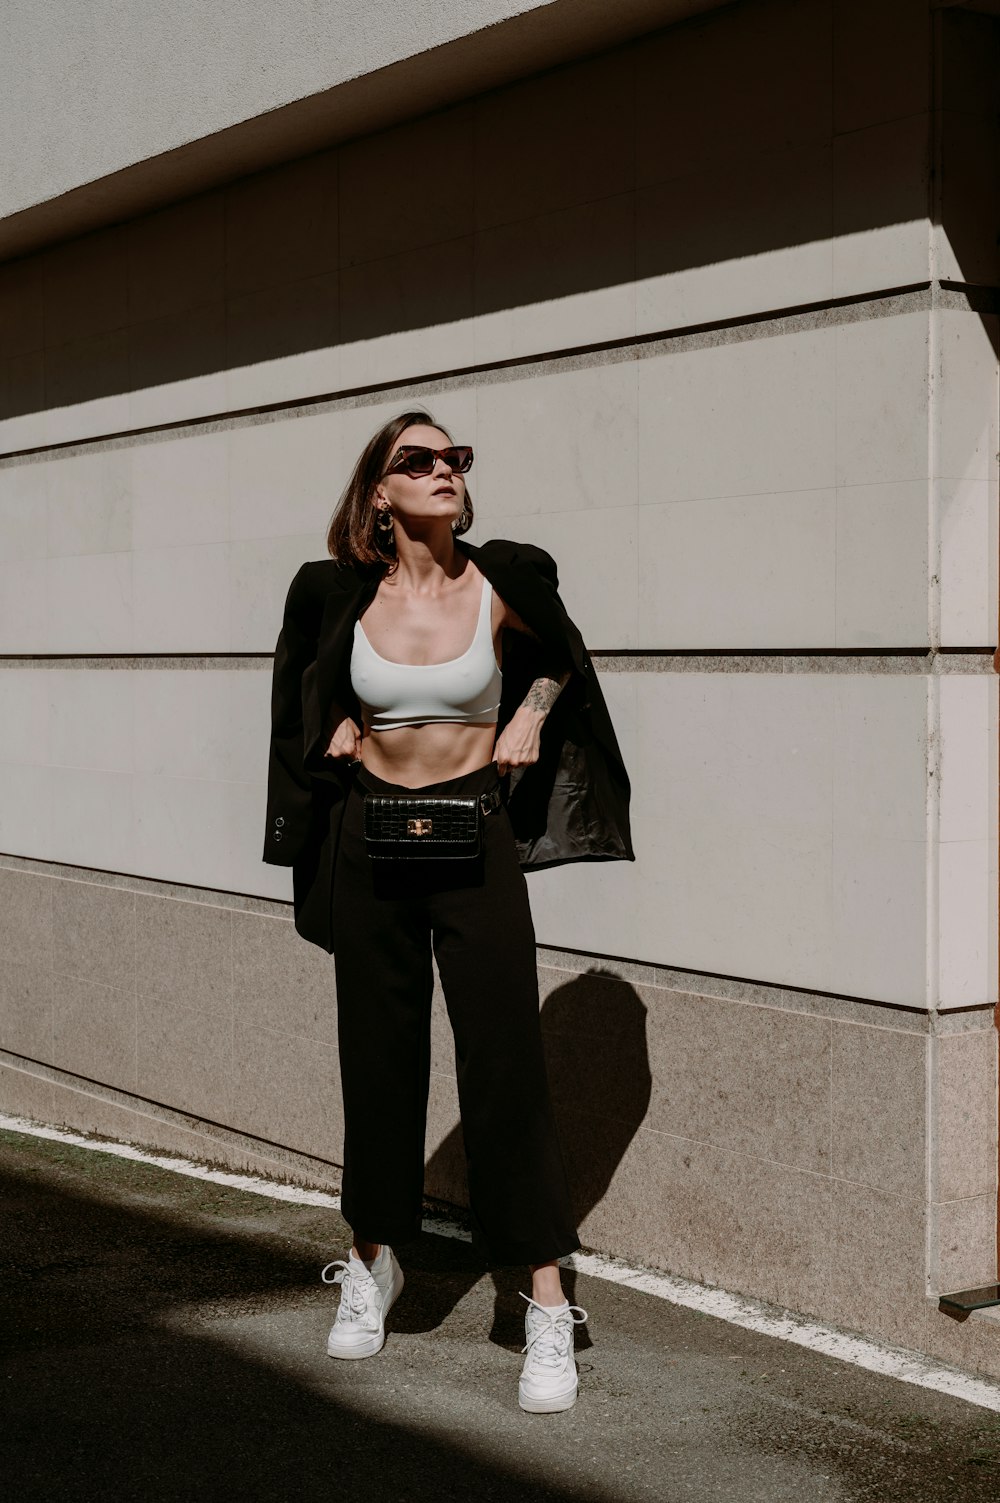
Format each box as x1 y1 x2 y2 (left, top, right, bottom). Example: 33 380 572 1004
6 279 995 465
592 650 998 674
0 650 995 673
535 941 996 1028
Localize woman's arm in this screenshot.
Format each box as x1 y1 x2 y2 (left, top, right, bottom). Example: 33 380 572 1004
494 599 573 777
521 667 573 718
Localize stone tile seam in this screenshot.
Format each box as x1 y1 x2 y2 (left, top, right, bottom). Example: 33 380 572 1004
0 855 281 915
826 1010 833 1289
933 1191 1000 1208
564 1111 922 1193
0 926 941 1031
224 1016 342 1054
0 1044 925 1196
32 973 345 1057
18 947 990 1039
0 280 965 465
538 983 941 1033
1 653 995 673
3 943 991 1041
539 951 993 1027
0 1050 345 1175
131 834 138 1137
46 970 131 999
684 998 927 1034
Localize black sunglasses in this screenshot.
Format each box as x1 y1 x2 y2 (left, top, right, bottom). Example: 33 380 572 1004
386 445 474 478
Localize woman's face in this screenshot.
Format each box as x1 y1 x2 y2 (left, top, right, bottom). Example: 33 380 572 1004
375 425 467 532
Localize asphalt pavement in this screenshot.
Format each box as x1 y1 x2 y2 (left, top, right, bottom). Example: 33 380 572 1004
3 1123 1000 1502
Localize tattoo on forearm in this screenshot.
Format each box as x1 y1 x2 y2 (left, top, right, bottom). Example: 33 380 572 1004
521 669 571 718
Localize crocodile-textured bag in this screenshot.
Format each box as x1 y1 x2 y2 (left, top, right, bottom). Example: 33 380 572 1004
363 788 502 860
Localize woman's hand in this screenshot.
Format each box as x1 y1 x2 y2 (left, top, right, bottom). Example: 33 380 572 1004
493 707 544 779
323 713 363 762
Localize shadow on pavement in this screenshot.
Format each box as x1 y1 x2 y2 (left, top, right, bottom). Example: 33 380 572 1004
0 1131 609 1503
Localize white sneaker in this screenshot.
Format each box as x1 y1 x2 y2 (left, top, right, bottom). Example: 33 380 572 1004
517 1292 589 1412
321 1244 404 1359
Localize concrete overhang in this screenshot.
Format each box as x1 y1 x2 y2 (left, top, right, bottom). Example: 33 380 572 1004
0 0 730 263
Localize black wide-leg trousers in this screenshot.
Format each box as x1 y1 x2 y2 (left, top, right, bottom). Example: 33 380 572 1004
331 757 581 1267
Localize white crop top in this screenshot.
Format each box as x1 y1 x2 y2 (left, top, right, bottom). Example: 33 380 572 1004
349 573 503 731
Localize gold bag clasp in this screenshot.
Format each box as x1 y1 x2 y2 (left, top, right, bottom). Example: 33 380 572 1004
407 817 433 835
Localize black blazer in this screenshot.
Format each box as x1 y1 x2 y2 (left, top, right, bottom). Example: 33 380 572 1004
262 535 635 952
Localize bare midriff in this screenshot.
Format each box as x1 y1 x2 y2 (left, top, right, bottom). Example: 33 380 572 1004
357 719 500 787
349 562 504 787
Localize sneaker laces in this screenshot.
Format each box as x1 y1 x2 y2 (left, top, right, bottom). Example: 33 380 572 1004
519 1292 588 1371
321 1258 381 1330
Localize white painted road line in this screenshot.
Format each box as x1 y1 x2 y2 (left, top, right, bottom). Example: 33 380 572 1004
0 1112 343 1208
4 1110 1000 1414
561 1249 1000 1414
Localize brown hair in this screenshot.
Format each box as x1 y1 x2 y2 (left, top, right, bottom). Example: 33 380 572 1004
325 409 475 574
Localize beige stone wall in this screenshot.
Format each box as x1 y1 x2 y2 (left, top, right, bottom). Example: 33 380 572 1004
1 0 998 1375
2 854 999 1378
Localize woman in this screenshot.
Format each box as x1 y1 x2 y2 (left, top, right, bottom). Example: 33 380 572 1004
262 409 634 1413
